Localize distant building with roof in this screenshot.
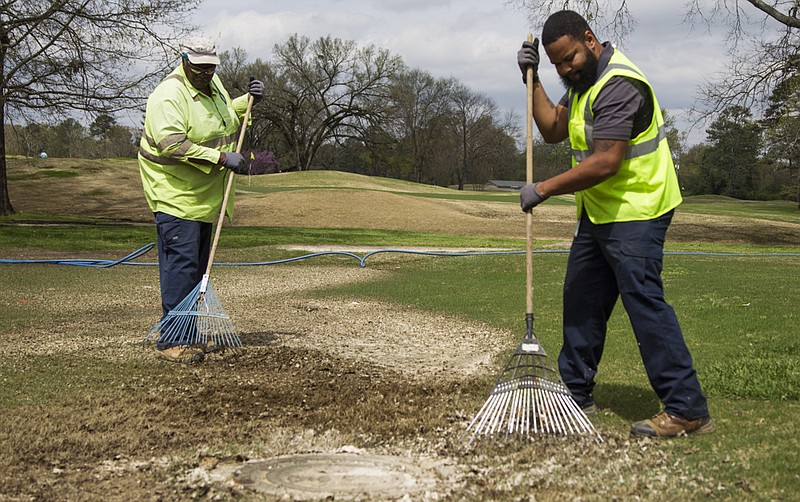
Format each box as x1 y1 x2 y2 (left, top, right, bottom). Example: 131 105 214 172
485 180 524 191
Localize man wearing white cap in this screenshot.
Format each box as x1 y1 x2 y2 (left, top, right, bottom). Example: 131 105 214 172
138 36 266 363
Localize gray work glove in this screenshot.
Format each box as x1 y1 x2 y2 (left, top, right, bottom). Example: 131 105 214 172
520 183 547 212
220 151 247 174
249 79 265 102
517 38 539 84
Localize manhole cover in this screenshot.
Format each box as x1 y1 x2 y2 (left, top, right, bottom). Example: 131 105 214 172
232 453 437 499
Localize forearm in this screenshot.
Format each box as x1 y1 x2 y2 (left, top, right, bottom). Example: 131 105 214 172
536 139 625 197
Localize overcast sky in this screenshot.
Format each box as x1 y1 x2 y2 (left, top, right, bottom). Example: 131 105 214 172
191 0 737 146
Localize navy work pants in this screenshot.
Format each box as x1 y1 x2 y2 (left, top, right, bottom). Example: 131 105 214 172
558 210 709 420
154 212 212 349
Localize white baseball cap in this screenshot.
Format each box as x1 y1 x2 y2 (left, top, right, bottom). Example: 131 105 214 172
180 36 220 65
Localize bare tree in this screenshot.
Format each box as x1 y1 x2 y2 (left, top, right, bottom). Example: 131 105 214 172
0 0 200 215
259 34 404 171
684 0 800 117
389 69 455 184
510 0 800 119
448 83 519 190
508 0 636 40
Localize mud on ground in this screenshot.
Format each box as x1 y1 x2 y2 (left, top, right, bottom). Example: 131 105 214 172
0 263 721 501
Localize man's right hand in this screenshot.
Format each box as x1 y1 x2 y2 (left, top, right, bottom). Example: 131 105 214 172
517 38 540 84
520 182 547 212
220 152 247 174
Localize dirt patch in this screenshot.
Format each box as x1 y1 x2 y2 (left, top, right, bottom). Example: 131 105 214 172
8 158 800 245
0 262 722 500
3 160 786 499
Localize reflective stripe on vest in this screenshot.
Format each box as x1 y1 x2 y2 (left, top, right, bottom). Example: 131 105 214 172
572 62 665 163
568 49 682 223
139 130 239 165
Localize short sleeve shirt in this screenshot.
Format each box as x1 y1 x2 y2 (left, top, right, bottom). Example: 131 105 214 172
558 43 654 141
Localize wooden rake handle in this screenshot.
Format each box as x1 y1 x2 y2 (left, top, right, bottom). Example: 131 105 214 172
525 32 535 316
203 92 256 281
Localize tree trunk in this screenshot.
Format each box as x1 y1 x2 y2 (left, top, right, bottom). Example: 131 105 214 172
0 115 13 216
0 19 15 216
0 81 14 216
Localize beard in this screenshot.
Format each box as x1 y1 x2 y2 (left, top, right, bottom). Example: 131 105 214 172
560 46 599 95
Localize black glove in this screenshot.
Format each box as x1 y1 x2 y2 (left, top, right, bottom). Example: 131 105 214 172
249 79 264 102
220 151 247 174
520 183 547 212
517 38 539 84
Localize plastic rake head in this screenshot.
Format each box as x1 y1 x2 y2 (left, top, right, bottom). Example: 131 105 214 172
466 337 601 443
143 278 243 354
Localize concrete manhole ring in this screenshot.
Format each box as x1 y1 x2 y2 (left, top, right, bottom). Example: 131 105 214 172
231 453 438 499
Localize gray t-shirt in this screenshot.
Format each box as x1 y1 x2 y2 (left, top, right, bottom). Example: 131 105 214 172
558 43 654 141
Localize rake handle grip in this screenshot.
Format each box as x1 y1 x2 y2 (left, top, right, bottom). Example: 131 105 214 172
525 32 534 317
204 92 256 281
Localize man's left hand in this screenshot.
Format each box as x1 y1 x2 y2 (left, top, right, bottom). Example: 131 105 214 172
249 79 265 102
520 183 548 212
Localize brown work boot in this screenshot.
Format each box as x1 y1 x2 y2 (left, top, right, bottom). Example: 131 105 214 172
157 345 205 363
631 411 714 438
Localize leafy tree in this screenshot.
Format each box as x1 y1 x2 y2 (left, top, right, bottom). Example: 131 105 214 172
0 0 200 215
88 113 116 157
52 119 86 158
676 143 710 195
662 108 687 167
699 105 762 199
245 150 281 174
532 137 571 181
89 114 116 139
761 70 800 206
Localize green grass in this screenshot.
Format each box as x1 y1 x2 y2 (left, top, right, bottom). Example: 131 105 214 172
313 249 800 496
682 195 800 224
1 167 798 498
0 224 534 253
0 224 157 251
0 355 137 408
1 237 798 495
40 170 80 178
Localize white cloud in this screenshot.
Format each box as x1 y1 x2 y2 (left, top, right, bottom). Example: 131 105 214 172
374 0 454 13
191 0 734 145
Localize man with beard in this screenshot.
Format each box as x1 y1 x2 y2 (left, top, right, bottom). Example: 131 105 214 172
516 10 713 438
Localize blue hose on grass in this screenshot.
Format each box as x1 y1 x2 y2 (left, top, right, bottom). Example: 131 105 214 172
0 242 157 268
0 242 798 269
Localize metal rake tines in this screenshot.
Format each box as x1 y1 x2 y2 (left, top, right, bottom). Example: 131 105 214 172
143 280 243 353
466 342 601 442
466 376 597 439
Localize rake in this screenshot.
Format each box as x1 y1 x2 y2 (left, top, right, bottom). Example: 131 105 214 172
465 35 600 442
143 93 255 356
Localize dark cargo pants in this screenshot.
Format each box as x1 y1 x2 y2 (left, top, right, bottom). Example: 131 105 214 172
558 210 709 420
154 212 212 350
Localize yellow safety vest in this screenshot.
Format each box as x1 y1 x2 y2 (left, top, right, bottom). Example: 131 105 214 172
138 66 249 222
568 49 682 224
